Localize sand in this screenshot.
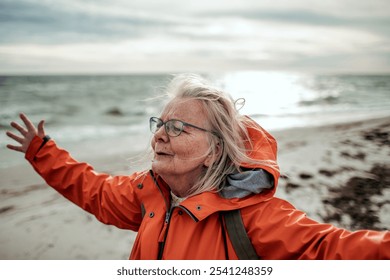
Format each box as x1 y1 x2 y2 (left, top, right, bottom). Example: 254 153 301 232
0 116 389 259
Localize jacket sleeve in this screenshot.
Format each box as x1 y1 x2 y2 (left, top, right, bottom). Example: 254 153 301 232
25 136 143 231
247 198 390 259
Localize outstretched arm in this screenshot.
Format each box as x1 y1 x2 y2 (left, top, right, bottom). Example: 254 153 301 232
6 113 143 231
248 198 390 259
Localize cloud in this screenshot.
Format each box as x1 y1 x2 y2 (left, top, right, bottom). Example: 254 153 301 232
199 7 390 38
0 0 389 73
0 0 174 43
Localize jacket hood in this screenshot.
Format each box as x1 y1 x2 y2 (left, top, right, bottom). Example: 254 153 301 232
220 116 279 199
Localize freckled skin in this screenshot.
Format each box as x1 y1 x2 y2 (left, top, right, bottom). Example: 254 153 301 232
151 99 213 197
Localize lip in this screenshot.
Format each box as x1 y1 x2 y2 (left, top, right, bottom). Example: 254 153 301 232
154 144 173 156
155 151 173 156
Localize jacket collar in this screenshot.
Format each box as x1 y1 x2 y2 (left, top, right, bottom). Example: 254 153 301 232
179 189 274 221
150 170 273 222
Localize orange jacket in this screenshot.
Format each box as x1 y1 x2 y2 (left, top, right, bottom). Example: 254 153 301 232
25 121 390 259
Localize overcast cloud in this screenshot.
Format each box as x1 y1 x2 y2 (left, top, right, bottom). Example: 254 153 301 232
0 0 389 74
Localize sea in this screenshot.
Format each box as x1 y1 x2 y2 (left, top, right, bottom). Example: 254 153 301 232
1 71 390 168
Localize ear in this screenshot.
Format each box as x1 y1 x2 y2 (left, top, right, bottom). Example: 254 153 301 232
204 142 222 167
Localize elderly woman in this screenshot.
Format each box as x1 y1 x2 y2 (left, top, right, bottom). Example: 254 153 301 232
6 74 390 260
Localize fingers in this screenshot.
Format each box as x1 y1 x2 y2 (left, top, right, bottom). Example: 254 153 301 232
9 113 45 137
6 144 24 153
6 131 24 144
7 114 47 154
10 121 28 136
37 120 45 138
20 113 36 133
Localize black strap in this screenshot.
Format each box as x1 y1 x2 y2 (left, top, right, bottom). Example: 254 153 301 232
219 213 230 260
37 135 51 152
223 209 259 260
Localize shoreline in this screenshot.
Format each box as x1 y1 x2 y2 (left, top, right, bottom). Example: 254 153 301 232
0 115 389 259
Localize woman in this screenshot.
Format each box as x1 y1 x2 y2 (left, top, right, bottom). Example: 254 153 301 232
6 74 390 259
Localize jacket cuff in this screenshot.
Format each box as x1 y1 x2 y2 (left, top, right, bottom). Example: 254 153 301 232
25 135 51 162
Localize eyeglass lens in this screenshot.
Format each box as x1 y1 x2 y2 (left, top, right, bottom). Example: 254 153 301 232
150 118 183 137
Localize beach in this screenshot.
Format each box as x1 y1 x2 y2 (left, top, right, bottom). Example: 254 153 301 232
0 115 389 259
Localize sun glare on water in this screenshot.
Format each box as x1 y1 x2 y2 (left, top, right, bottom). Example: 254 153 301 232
212 71 316 130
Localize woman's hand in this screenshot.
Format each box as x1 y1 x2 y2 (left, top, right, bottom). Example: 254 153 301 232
6 113 46 153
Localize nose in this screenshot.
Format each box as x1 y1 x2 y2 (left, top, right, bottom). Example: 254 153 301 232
153 124 169 142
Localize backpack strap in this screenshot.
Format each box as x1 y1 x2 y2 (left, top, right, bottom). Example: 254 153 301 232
223 209 260 260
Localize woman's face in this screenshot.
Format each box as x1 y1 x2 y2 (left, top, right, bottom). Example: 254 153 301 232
151 98 214 196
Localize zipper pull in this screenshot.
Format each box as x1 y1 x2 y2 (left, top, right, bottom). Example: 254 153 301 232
165 211 171 224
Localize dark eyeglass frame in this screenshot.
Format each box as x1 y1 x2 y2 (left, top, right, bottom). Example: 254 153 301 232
149 117 219 138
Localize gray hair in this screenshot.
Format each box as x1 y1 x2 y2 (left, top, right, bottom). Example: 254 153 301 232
161 73 277 196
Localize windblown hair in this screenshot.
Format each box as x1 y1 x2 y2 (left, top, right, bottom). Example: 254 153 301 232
161 74 277 197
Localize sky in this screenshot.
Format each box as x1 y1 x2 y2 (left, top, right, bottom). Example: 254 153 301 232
0 0 390 74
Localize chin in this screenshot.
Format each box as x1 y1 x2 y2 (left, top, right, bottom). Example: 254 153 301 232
151 161 165 175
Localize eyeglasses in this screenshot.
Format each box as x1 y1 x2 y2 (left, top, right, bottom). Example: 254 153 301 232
149 117 219 137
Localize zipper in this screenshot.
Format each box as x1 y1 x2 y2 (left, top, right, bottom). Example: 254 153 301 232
149 170 199 259
158 208 174 259
165 211 171 224
149 170 172 260
157 205 200 259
